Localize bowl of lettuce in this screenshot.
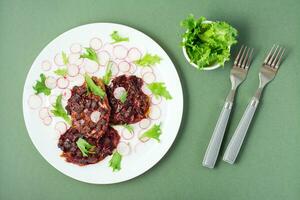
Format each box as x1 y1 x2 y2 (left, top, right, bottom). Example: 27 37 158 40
181 15 238 70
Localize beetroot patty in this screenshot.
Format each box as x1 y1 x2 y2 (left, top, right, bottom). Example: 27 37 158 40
107 75 150 125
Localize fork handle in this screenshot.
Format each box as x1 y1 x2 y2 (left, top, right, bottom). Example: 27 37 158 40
223 97 259 164
202 101 233 168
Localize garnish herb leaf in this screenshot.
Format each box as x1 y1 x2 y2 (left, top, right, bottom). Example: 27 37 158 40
119 90 127 103
103 61 113 85
110 31 129 44
134 53 161 67
33 73 51 96
181 14 237 69
147 82 172 100
76 138 95 157
54 68 68 76
140 124 162 142
123 124 134 133
80 47 100 65
62 51 69 65
109 151 122 172
84 74 106 99
51 94 71 124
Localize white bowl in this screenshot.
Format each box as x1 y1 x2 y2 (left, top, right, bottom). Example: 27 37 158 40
182 20 226 71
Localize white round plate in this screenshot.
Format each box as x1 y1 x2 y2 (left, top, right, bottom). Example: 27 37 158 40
22 23 183 184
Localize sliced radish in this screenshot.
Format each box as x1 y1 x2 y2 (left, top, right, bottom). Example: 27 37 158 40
138 130 150 143
128 63 137 74
102 43 114 54
113 45 128 59
111 61 119 76
118 61 130 72
134 142 144 153
70 43 82 53
117 142 131 156
67 65 79 77
41 60 52 71
140 66 153 76
49 95 57 105
139 118 151 129
55 121 67 134
90 111 101 123
149 105 161 120
151 95 162 105
62 89 72 101
45 76 57 89
113 87 126 99
43 116 52 126
127 47 142 62
142 72 156 84
28 95 42 109
97 50 111 66
121 128 134 140
39 107 50 119
68 53 83 66
54 53 64 66
141 84 152 95
79 66 85 75
72 74 85 86
83 59 99 74
89 38 102 50
57 77 70 89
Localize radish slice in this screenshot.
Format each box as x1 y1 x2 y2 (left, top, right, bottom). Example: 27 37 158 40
43 116 52 126
111 61 119 76
134 142 144 152
55 121 67 134
127 47 142 62
102 43 114 54
54 53 64 66
113 45 128 59
28 95 42 109
49 95 57 105
39 107 50 119
141 84 152 95
138 130 150 143
117 142 131 156
142 72 156 84
79 66 85 75
57 77 69 89
90 111 101 123
121 128 134 140
45 76 57 89
149 105 161 120
128 63 137 74
67 65 79 77
68 53 83 66
89 38 102 50
70 43 82 53
139 118 151 129
151 95 162 105
83 59 99 74
72 74 85 86
118 61 130 72
113 87 126 99
140 67 153 76
97 50 111 66
41 60 52 71
62 89 71 100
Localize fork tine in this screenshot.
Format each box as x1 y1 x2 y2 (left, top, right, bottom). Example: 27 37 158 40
245 48 254 69
271 47 282 67
234 45 244 66
267 45 279 65
264 44 275 64
275 48 285 69
241 47 251 68
238 46 247 67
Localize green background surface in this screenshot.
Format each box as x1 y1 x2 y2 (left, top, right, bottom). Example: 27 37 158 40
1 0 299 199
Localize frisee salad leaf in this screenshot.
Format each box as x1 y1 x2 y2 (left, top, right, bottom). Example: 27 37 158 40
123 124 134 133
134 53 161 67
140 124 162 142
103 61 113 85
110 31 129 44
147 82 172 100
119 90 127 103
62 51 69 65
109 151 122 172
76 138 95 157
33 73 51 96
51 94 71 124
181 14 237 69
80 47 100 65
84 74 106 99
54 68 67 76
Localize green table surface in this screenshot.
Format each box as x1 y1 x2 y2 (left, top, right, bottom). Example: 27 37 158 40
1 0 299 199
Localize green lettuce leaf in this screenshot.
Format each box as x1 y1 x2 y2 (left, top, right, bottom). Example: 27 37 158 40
147 82 172 100
84 74 106 99
54 68 67 76
76 138 95 157
109 151 122 172
140 124 162 142
33 73 51 96
51 94 71 124
103 61 113 85
80 47 100 65
110 31 129 44
134 53 161 67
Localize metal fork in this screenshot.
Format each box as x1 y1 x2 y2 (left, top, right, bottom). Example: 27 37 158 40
223 45 285 164
202 46 254 168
